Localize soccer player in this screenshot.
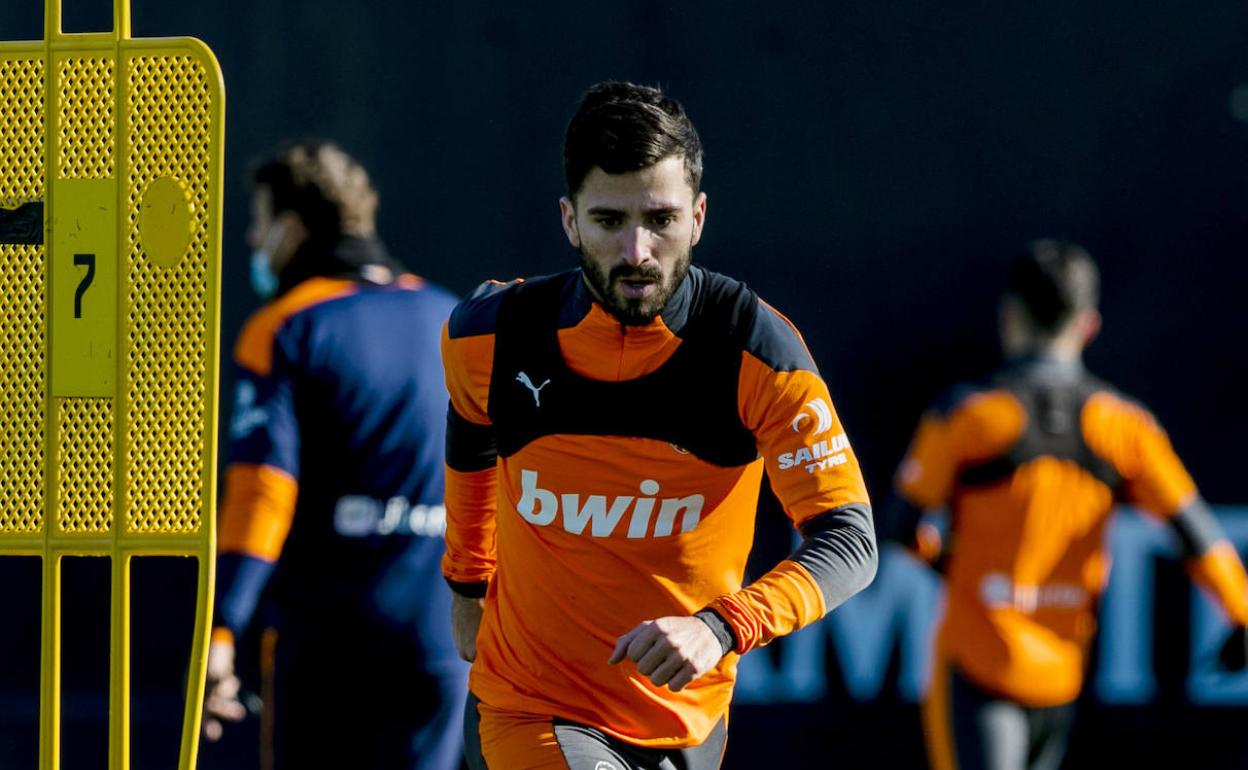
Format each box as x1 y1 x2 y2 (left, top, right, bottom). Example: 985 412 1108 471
200 141 468 770
884 240 1248 770
440 82 878 769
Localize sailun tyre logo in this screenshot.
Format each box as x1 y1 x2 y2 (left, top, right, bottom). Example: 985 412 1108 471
791 397 834 435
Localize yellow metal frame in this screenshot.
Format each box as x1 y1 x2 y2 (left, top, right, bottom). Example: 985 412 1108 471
0 0 224 767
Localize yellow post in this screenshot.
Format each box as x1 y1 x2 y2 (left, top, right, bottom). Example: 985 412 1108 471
39 554 62 770
0 0 224 767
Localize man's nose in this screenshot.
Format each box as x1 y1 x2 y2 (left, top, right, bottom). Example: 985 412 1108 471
621 226 653 267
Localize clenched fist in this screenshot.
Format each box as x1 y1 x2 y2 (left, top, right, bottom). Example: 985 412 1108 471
609 616 724 692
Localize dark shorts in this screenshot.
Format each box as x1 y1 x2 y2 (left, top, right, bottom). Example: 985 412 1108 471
924 661 1075 770
463 692 727 770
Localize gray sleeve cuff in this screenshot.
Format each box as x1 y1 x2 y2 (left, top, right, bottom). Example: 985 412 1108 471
694 608 738 656
1170 497 1225 559
446 578 489 599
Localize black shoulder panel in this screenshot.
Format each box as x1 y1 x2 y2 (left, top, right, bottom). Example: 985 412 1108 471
689 268 759 340
929 378 993 418
957 367 1123 493
743 297 819 374
446 279 521 339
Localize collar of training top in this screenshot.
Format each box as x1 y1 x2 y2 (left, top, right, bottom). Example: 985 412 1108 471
277 236 407 296
1005 353 1086 382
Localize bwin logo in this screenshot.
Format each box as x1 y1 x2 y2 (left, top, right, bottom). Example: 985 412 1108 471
516 371 551 407
791 397 834 435
516 469 704 538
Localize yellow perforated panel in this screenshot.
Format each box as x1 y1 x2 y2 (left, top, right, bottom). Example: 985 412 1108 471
58 57 115 180
0 57 44 206
0 56 45 535
124 55 211 535
2 20 223 770
57 398 113 533
0 244 46 535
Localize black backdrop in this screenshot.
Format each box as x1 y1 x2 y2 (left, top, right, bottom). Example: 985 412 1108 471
2 1 1247 767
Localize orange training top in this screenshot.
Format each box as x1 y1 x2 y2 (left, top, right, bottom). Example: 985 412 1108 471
893 357 1248 706
441 266 875 747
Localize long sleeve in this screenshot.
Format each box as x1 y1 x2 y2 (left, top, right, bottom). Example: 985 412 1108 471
442 407 498 595
881 409 962 564
214 328 301 638
702 301 876 654
1084 393 1248 626
440 296 503 596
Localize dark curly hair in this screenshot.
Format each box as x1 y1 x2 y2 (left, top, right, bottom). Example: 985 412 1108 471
1007 239 1100 334
252 139 378 241
563 81 703 199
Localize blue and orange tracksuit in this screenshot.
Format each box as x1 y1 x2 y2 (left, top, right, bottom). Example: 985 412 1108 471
212 238 467 770
441 266 878 765
886 356 1248 770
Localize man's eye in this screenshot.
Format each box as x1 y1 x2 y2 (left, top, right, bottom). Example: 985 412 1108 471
651 215 675 228
596 217 622 229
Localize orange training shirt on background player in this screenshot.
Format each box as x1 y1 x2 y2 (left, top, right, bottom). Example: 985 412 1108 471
896 363 1248 706
441 267 875 746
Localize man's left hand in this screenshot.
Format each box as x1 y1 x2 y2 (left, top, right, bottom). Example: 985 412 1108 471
609 616 723 692
202 639 246 741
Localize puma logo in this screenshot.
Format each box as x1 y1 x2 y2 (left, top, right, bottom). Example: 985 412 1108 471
516 371 551 407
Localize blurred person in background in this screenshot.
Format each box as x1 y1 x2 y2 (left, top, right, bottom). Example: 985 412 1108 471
440 81 877 769
883 240 1248 770
200 140 468 770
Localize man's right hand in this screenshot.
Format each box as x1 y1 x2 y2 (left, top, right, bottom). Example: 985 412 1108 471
451 593 485 662
202 638 246 741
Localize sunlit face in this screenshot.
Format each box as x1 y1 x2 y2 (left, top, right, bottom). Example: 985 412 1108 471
560 156 707 325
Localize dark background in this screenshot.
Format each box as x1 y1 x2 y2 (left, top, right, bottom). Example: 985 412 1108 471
1 0 1247 767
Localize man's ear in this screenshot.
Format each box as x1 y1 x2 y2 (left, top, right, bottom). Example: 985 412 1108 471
559 197 580 248
690 191 707 247
269 211 308 272
276 211 307 245
1079 309 1102 347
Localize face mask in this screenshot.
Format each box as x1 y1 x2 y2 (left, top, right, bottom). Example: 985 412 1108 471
249 219 288 300
250 249 278 299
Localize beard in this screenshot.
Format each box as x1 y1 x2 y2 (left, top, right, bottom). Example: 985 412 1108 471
579 246 692 326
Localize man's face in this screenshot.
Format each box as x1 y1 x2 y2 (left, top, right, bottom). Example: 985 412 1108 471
560 156 707 325
247 186 303 273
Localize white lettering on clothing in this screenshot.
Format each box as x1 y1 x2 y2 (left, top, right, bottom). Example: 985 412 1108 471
979 572 1089 613
229 380 268 439
332 496 446 537
777 433 851 473
517 470 704 538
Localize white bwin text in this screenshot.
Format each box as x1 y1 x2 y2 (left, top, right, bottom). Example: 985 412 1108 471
516 469 704 538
